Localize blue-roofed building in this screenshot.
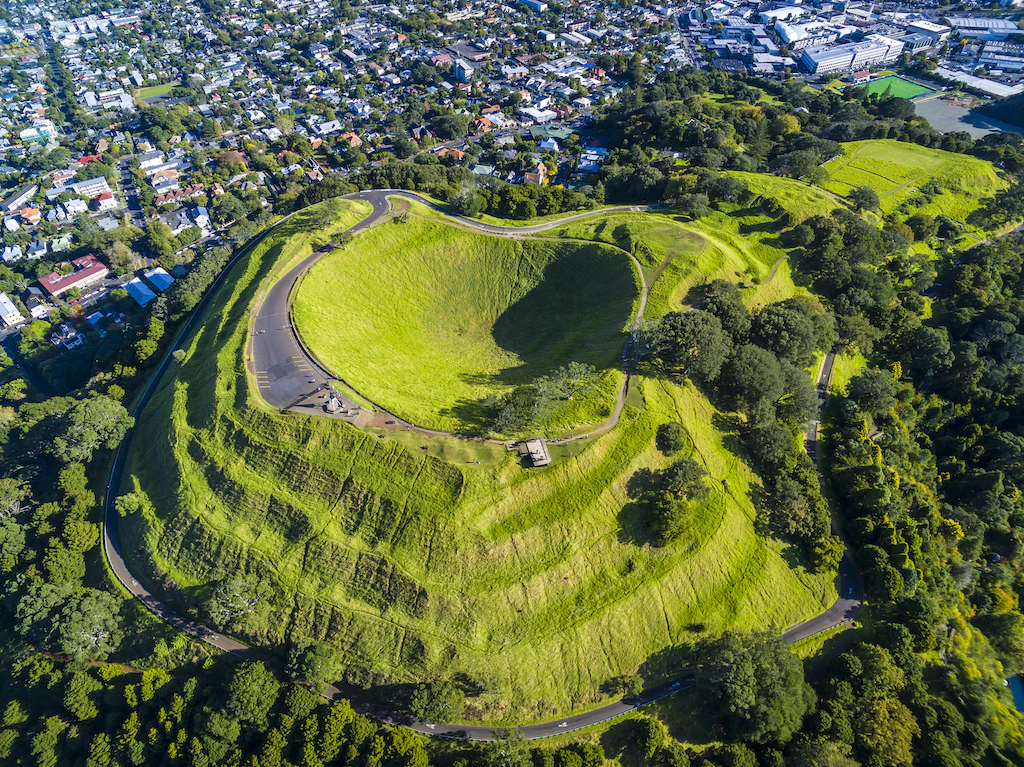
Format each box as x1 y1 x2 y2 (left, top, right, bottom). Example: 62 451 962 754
125 277 157 307
144 267 175 292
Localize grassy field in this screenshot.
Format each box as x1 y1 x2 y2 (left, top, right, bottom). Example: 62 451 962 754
858 76 934 99
726 171 843 224
293 216 639 436
121 198 835 722
136 82 178 101
821 139 1007 221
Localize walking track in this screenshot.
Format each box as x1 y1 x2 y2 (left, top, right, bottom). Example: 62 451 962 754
103 191 863 741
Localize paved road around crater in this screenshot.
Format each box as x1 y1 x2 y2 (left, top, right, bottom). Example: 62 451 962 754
104 192 863 741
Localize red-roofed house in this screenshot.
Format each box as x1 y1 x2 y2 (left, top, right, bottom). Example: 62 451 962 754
39 255 110 298
96 191 118 211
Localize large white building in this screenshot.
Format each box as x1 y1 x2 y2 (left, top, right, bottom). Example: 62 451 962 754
946 16 1018 41
70 176 112 199
801 34 904 74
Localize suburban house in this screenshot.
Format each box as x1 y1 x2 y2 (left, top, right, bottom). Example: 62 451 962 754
524 161 548 184
39 254 110 297
125 277 157 307
0 293 23 326
96 191 118 211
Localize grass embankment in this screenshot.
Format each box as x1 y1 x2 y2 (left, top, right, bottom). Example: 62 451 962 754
822 139 1008 224
122 198 835 722
293 216 639 436
537 177 840 320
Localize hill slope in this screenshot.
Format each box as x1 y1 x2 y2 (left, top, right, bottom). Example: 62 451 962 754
120 200 835 722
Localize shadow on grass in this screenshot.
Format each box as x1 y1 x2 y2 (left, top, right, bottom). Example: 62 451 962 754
617 500 651 546
438 397 496 436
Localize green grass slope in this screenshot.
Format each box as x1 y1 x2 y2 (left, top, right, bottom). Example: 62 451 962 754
121 199 835 723
822 139 1007 221
293 217 639 436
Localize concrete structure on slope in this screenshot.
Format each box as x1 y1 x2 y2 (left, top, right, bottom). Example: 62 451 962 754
520 438 551 467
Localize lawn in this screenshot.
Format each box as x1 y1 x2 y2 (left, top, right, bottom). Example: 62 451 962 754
292 216 640 436
858 75 935 100
821 139 1007 222
136 81 178 101
119 198 835 723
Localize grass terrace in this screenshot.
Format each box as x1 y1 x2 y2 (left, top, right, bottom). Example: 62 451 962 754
120 196 836 722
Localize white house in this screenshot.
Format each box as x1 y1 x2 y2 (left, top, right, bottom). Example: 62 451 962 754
0 293 23 326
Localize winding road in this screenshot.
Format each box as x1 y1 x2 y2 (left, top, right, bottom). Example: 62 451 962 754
103 191 862 741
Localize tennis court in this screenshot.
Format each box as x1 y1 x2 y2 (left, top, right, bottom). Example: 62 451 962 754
859 75 935 99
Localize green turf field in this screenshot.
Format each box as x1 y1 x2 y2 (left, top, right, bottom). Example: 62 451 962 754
293 216 639 436
120 197 835 722
136 82 178 101
859 76 934 99
822 139 1008 220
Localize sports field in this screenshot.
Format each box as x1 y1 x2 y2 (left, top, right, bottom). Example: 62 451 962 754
293 217 639 435
859 75 935 100
822 139 1007 219
120 198 835 721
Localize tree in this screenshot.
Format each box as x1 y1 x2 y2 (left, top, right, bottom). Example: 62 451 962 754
287 642 343 685
104 240 135 271
718 345 785 415
0 518 26 567
213 193 246 225
227 661 280 729
704 280 750 342
54 588 124 660
643 458 711 544
848 186 880 211
64 671 102 720
656 422 689 454
699 630 811 745
537 362 598 401
145 220 176 260
855 697 919 767
206 576 270 629
0 478 31 518
847 368 898 417
409 680 465 723
636 716 666 760
655 310 732 385
450 189 483 217
750 303 822 367
602 673 643 697
52 396 134 463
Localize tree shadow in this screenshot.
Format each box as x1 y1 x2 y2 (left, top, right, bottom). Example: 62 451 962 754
709 411 746 459
626 468 656 499
438 397 496 436
617 500 650 546
489 245 635 384
739 219 782 235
